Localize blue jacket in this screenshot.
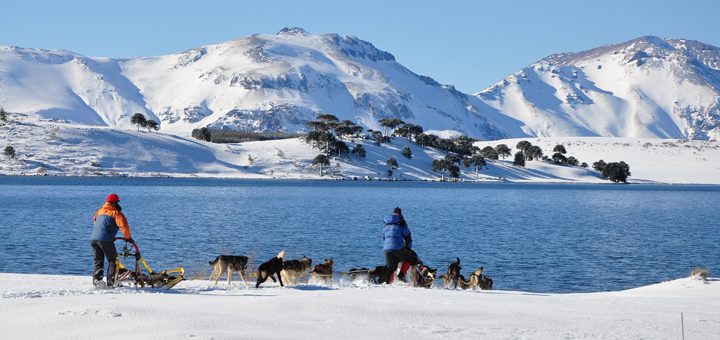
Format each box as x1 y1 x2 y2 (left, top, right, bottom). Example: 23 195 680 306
90 203 131 242
382 214 412 251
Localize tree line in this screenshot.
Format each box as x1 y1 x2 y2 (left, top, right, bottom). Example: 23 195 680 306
187 109 631 182
192 127 303 143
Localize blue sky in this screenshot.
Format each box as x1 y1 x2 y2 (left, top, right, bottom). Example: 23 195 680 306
3 0 719 93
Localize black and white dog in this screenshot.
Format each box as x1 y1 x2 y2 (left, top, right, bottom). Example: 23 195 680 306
255 250 286 288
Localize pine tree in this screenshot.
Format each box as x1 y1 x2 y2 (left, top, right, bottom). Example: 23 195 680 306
481 146 499 160
526 146 543 161
516 141 532 155
386 158 399 170
602 162 631 183
4 145 16 159
432 159 448 181
463 155 486 179
130 113 147 132
495 144 511 160
312 154 330 177
145 119 159 132
513 151 525 167
566 156 579 166
552 153 567 164
351 144 366 160
402 146 413 159
593 160 607 172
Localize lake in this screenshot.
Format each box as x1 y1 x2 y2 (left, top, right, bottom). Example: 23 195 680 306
0 177 717 293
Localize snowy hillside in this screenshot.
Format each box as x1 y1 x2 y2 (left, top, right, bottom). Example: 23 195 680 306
2 113 719 184
474 36 720 140
0 28 507 140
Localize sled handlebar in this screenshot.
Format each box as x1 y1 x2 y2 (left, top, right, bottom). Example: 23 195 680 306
113 237 140 253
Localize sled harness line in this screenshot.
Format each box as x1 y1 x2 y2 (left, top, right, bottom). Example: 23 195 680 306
314 264 331 277
340 269 373 276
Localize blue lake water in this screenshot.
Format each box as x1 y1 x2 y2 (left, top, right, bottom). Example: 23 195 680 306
0 177 718 293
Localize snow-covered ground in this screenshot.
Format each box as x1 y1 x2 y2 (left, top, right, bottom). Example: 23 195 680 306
1 114 719 184
0 273 717 339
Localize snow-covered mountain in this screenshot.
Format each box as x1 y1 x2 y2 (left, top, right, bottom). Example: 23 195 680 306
0 28 508 140
473 36 720 140
2 32 719 141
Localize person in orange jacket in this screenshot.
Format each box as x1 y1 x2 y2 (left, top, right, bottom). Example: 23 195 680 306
90 193 133 287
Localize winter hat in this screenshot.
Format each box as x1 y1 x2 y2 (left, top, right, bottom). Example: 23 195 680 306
107 194 120 203
393 207 402 214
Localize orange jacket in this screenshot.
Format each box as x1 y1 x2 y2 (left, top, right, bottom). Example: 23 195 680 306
91 203 131 241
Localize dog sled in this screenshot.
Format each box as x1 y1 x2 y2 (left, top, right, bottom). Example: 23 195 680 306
111 237 185 289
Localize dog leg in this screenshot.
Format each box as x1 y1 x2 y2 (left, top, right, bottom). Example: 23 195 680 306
211 268 219 285
239 270 249 287
214 263 227 285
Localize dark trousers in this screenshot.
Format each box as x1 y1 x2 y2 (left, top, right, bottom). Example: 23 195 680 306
91 240 118 283
384 248 413 274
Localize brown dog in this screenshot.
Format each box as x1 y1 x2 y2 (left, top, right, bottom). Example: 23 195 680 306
310 258 334 284
446 257 461 289
468 266 484 290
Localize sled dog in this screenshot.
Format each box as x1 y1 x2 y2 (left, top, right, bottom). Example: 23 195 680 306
369 265 391 284
480 277 493 290
310 258 334 284
347 267 372 282
468 266 484 290
281 256 312 285
209 255 249 286
446 257 461 289
457 274 471 290
415 265 438 289
256 250 286 288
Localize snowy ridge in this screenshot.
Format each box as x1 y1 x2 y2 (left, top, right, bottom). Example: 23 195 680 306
474 36 720 140
0 28 507 140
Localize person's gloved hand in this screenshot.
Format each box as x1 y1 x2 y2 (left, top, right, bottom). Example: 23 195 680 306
125 237 134 244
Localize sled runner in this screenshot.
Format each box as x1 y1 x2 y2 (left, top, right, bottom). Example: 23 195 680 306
111 237 185 289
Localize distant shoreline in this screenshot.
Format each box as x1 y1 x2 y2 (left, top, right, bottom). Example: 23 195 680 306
1 174 719 186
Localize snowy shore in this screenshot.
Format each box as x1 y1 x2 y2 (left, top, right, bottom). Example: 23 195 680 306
2 117 719 185
0 273 717 339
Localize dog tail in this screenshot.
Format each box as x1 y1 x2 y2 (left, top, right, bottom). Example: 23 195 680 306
456 257 460 265
277 250 286 260
209 255 222 266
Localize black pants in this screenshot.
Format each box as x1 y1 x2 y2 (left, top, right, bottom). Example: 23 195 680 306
384 248 413 274
91 240 118 283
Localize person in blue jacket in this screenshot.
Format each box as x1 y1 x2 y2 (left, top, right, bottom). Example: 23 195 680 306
382 207 413 283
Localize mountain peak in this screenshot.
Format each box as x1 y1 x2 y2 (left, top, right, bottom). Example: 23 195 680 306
642 35 675 50
277 27 309 36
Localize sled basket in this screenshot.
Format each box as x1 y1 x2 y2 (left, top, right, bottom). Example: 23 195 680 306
112 237 185 289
